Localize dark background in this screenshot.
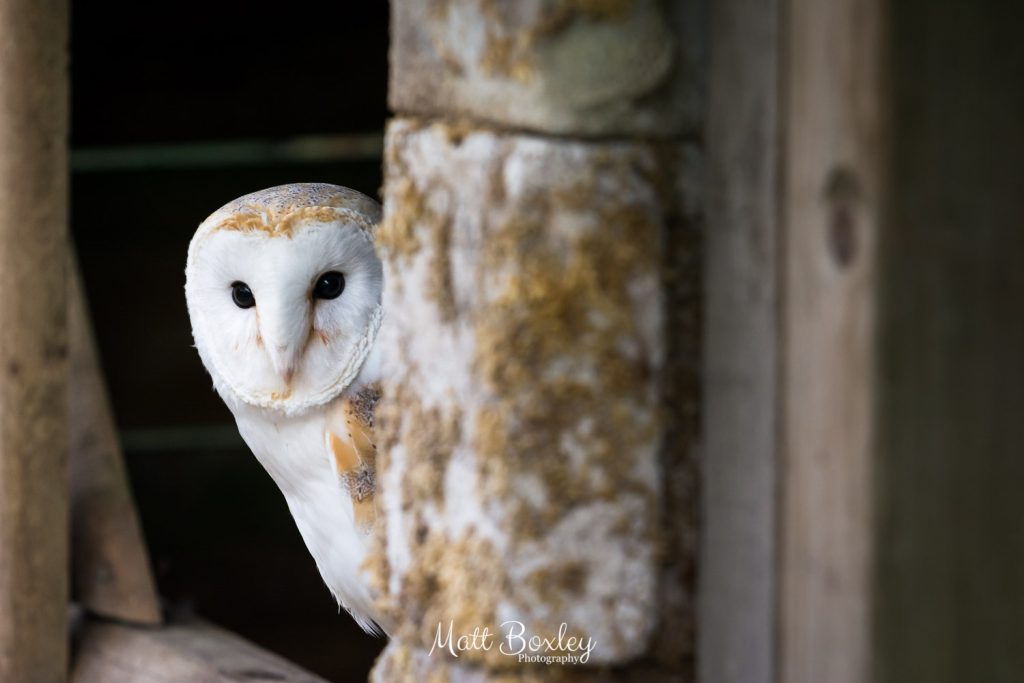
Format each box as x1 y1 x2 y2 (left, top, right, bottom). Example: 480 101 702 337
71 3 390 680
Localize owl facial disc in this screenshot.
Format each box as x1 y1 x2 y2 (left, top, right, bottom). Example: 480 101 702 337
185 183 384 415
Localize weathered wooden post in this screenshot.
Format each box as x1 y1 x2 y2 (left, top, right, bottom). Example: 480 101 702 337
703 0 885 680
0 0 70 680
778 1 885 681
368 1 703 679
704 1 1024 682
701 0 781 680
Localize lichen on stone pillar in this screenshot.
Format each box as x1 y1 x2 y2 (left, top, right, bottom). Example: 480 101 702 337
366 119 686 676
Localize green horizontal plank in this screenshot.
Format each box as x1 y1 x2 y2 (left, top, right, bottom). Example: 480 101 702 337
120 425 245 453
72 133 383 172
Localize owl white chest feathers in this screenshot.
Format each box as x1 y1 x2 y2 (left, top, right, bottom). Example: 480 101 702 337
184 184 387 635
229 354 384 635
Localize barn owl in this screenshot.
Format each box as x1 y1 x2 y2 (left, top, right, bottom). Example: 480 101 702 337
185 183 386 634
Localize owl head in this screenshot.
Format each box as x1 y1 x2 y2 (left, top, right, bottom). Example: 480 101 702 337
185 183 383 415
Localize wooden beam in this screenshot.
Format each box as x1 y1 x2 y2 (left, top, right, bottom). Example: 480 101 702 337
779 0 886 681
0 0 70 680
70 133 384 173
709 3 1024 681
702 0 780 680
69 256 162 625
71 617 329 683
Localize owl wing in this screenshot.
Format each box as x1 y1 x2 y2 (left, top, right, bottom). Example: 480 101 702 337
325 384 381 533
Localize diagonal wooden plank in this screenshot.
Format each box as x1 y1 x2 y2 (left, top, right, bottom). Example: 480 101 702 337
69 255 162 625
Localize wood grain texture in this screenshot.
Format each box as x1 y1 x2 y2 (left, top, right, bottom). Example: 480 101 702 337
779 0 886 681
69 257 162 625
71 617 329 683
701 0 780 681
0 0 70 680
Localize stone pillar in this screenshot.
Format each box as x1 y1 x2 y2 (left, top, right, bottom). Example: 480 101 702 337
0 0 69 681
368 1 702 679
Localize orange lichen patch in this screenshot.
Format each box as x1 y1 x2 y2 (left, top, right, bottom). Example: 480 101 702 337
436 118 478 147
376 177 426 260
393 529 505 665
371 380 462 542
479 31 535 83
471 193 662 541
361 528 391 617
427 0 451 21
523 561 590 615
372 640 606 683
437 42 465 76
375 125 673 664
376 123 428 262
463 147 669 657
378 131 458 319
425 205 456 322
360 382 407 622
477 0 535 83
422 2 466 76
363 380 462 629
488 155 507 205
474 0 638 84
363 386 396 617
552 176 596 211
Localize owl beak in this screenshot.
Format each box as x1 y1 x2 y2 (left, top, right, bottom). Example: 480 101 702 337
269 345 298 386
259 291 309 388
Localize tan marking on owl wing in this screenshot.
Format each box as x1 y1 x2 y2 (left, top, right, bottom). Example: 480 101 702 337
326 386 381 533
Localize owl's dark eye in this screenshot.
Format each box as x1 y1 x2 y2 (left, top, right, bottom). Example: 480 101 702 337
231 281 255 309
313 271 345 300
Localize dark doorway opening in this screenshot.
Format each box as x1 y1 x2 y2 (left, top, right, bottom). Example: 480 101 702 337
71 4 389 680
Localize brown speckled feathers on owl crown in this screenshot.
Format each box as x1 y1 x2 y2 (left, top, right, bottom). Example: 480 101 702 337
201 183 382 238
